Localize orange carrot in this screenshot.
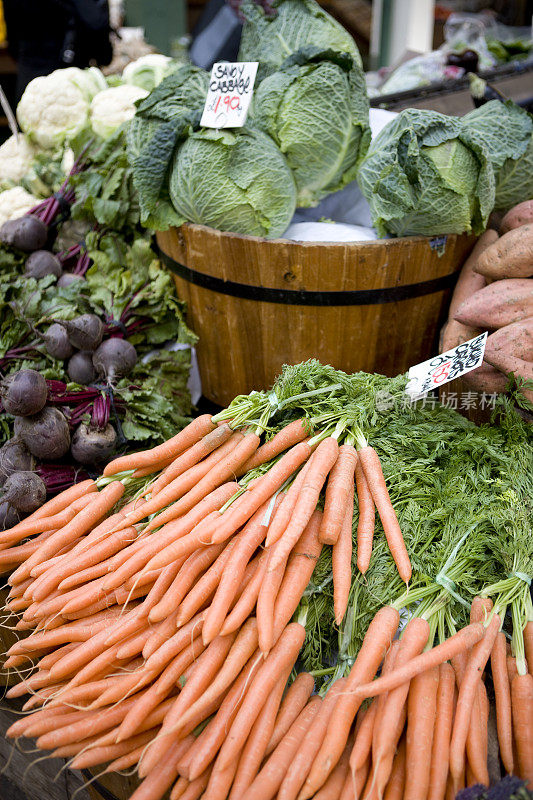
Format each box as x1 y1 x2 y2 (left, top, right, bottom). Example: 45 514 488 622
69 729 156 769
491 630 514 775
313 741 352 800
266 437 339 572
340 758 370 800
241 697 322 800
237 420 309 475
355 457 375 574
349 701 378 774
220 551 267 636
301 605 400 799
257 545 288 654
383 739 407 800
511 672 533 788
229 668 289 799
404 665 439 800
104 414 216 476
449 614 501 789
265 672 315 756
264 461 312 548
357 445 411 583
208 439 315 547
368 641 399 770
319 444 356 545
332 483 354 625
354 623 485 700
150 423 234 495
428 663 455 800
0 494 94 547
277 679 347 800
130 736 195 800
175 542 238 628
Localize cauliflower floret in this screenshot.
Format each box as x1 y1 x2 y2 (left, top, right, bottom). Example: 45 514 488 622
0 186 40 226
90 85 148 139
17 70 90 149
0 135 36 188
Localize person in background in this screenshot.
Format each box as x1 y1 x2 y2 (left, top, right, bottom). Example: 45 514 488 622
4 0 112 101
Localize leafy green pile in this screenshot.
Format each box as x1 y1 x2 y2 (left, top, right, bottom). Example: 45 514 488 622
357 108 495 236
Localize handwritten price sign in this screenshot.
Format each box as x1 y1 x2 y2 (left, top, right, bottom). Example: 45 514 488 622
406 332 488 399
200 62 258 129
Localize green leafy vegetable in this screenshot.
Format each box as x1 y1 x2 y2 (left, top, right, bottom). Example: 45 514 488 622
357 108 495 236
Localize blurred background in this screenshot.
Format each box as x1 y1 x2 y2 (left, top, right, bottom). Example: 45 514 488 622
0 0 531 143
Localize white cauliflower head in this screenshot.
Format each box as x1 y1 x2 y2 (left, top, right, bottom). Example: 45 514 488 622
0 135 36 188
17 69 90 149
0 186 40 226
90 85 148 139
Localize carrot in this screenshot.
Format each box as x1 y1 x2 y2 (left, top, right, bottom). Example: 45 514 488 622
0 494 94 547
368 641 399 770
267 437 339 572
69 729 156 769
104 415 216 476
491 630 514 774
404 664 439 800
264 464 312 550
349 701 378 773
184 652 265 781
241 697 322 800
449 614 501 789
229 667 289 799
525 621 533 677
301 605 399 799
383 739 407 800
238 420 309 475
313 741 352 800
265 672 315 756
511 673 533 788
332 483 354 625
171 619 260 737
130 736 195 800
171 769 212 800
209 439 315 547
1 479 96 541
220 551 267 636
277 679 347 800
202 497 280 644
357 445 411 583
428 663 455 800
354 623 485 700
15 480 126 581
257 545 288 654
355 458 375 574
341 759 370 800
508 655 518 685
150 423 234 495
212 623 306 772
174 542 242 628
319 444 356 545
201 759 238 800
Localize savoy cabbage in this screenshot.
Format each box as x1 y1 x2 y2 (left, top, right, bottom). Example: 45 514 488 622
357 108 495 237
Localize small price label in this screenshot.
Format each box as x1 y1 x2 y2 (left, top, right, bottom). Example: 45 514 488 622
200 61 258 129
406 332 488 399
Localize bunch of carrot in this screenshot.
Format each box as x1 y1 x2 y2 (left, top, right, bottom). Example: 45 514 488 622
0 375 530 800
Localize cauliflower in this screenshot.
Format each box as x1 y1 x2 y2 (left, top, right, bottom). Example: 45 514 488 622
0 135 36 189
90 85 148 139
0 186 40 226
62 66 108 100
123 54 175 92
17 69 90 149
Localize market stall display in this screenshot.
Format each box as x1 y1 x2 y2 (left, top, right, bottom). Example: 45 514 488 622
0 363 531 800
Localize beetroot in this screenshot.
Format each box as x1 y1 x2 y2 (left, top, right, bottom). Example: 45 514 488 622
71 422 117 465
0 501 19 531
93 338 138 383
43 323 74 360
0 215 48 252
2 470 46 513
1 369 48 416
59 314 104 352
15 406 71 460
57 273 84 288
25 250 62 279
0 439 33 481
67 351 96 385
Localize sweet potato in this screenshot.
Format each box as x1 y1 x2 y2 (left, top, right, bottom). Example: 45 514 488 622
448 230 495 319
475 225 533 279
501 201 533 234
462 362 508 394
484 350 533 386
440 319 481 353
454 279 533 329
485 317 533 364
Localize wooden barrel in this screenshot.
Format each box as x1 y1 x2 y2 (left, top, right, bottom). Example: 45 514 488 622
157 225 476 407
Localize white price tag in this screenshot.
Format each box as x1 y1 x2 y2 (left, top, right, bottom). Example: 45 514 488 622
200 62 258 129
406 332 488 399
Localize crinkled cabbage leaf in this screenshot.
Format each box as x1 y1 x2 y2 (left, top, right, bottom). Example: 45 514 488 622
168 127 296 239
238 0 361 78
252 48 370 207
357 108 495 237
461 100 533 212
